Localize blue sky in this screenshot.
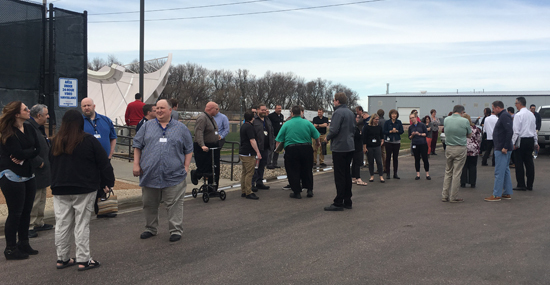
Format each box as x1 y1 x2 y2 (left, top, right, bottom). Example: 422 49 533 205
57 0 550 106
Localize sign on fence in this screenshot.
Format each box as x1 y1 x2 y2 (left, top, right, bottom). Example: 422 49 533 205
59 78 78 107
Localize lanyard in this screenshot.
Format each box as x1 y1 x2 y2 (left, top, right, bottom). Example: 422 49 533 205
262 118 267 131
156 118 171 138
86 118 98 134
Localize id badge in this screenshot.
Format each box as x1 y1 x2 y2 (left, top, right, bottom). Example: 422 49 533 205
386 137 390 141
215 131 219 135
412 145 416 149
264 131 268 136
159 138 167 143
94 134 101 139
280 122 282 125
372 139 377 143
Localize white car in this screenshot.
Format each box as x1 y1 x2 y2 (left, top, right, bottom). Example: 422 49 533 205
537 105 550 148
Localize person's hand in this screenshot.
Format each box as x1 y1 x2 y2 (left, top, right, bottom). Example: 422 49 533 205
39 162 44 168
133 164 142 177
185 165 189 175
513 146 518 150
218 135 222 140
502 148 508 154
10 155 23 165
256 152 262 160
324 137 328 143
392 128 397 132
202 146 209 152
316 141 321 147
535 144 540 151
103 186 110 193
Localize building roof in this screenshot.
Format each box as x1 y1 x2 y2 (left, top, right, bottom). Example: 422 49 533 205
369 91 550 97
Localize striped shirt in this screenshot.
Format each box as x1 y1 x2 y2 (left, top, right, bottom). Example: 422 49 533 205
133 118 193 188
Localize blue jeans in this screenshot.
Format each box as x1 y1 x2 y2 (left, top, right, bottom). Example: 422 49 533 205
493 150 513 197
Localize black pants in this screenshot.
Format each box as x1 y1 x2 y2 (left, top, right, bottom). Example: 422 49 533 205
193 142 221 187
351 150 363 179
431 130 438 153
482 140 495 166
252 149 268 186
0 177 36 247
284 145 313 194
332 151 354 207
385 143 400 175
514 137 535 189
460 156 478 186
412 144 429 172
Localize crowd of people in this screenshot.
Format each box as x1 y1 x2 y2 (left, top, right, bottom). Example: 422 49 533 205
0 93 541 271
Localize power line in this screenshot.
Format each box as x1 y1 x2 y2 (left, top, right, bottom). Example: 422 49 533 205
89 0 271 16
89 0 384 23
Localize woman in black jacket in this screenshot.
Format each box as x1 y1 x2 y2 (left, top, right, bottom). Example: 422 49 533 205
363 114 385 183
50 109 115 271
383 110 404 179
351 115 367 186
408 113 430 180
0 101 41 260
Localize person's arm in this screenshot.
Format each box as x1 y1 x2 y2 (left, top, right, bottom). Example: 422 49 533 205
220 116 230 139
133 148 142 176
325 112 342 141
502 114 513 154
125 105 130 126
109 139 116 159
8 126 40 160
397 121 404 135
408 126 414 139
29 127 44 169
511 114 520 149
194 115 207 150
108 119 118 159
250 139 261 159
90 137 115 188
379 126 384 146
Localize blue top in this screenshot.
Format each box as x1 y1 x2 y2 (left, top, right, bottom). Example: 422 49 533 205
83 113 117 156
214 112 230 139
493 110 513 151
383 119 404 143
133 119 194 188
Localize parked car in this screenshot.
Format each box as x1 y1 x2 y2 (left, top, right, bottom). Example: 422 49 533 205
537 105 550 149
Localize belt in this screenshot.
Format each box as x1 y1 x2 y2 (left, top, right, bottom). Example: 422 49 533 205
520 137 535 139
286 143 311 148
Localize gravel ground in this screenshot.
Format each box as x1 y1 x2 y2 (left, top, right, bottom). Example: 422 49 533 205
189 163 287 181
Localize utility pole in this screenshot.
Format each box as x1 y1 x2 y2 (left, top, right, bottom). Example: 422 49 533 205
139 0 144 97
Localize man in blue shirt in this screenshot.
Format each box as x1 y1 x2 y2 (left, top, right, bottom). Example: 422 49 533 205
81 98 118 218
214 109 229 148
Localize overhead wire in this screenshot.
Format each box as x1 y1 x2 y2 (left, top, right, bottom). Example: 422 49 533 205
89 0 384 23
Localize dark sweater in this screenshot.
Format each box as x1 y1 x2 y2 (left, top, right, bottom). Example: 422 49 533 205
353 126 363 152
0 124 40 177
408 122 428 145
493 110 513 151
50 134 115 195
362 125 384 147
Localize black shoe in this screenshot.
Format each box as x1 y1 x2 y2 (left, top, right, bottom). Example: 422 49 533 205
342 204 353 209
527 187 533 191
251 186 258 192
256 184 270 190
289 192 302 199
432 152 437 155
97 213 117 218
324 204 344 211
307 190 313 197
513 187 526 191
481 163 488 166
426 176 431 180
169 234 181 242
33 224 53 231
28 229 38 238
460 184 466 188
246 193 260 200
282 184 291 190
320 163 327 167
190 170 198 185
274 166 281 169
393 174 400 179
140 232 155 239
266 166 275 169
386 174 391 179
17 241 38 255
4 246 29 260
415 176 420 180
471 184 476 188
241 193 246 198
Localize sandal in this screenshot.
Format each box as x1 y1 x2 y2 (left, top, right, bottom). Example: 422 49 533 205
57 258 76 269
356 180 368 186
351 179 357 184
77 259 101 271
369 177 374 182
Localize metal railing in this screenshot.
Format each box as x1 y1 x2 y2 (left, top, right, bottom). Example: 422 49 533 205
220 141 241 181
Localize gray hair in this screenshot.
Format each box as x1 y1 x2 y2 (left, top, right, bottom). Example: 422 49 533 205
30 104 48 117
452 105 465 114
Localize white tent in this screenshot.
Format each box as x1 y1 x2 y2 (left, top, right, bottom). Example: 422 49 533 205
87 53 172 125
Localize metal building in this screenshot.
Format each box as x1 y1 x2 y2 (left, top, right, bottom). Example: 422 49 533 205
367 91 550 120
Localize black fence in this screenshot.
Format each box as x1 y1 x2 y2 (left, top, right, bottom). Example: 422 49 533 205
0 0 87 135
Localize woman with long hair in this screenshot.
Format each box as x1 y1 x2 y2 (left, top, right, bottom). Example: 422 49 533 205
429 109 440 155
363 114 385 183
50 109 114 271
409 113 430 180
351 114 367 186
0 101 41 260
460 114 482 188
383 109 404 179
421 115 435 155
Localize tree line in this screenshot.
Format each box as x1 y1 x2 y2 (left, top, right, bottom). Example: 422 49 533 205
88 56 360 112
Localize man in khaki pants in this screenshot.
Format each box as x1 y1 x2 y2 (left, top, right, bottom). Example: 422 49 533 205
441 105 472 203
240 111 261 200
312 108 329 167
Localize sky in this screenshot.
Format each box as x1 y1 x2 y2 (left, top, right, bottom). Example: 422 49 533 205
55 0 550 107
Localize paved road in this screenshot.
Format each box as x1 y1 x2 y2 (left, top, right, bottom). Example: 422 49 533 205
2 150 550 284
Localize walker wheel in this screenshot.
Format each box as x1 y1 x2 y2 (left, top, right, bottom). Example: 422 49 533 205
191 188 198 198
219 190 226 201
202 192 210 203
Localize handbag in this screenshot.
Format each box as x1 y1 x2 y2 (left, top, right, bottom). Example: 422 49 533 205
97 188 118 215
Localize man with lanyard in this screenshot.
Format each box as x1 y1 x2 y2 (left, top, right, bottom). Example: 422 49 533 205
312 108 329 167
81 98 117 218
252 104 274 191
136 104 156 134
213 107 229 148
267 105 284 169
191 102 221 191
512 97 539 191
133 99 193 242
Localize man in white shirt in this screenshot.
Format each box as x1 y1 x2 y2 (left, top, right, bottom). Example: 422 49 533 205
482 112 498 166
512 96 539 191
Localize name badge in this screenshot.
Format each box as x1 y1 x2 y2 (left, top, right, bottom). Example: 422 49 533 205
386 137 390 141
159 138 167 143
280 122 282 125
94 134 101 139
412 145 416 149
372 139 377 143
264 131 268 136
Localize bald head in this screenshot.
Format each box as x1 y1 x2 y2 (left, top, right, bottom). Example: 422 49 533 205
155 99 172 123
205 102 219 117
81 97 96 118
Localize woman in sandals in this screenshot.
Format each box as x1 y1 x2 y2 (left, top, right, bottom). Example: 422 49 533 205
363 114 385 183
0 101 41 260
351 114 367 186
50 110 115 270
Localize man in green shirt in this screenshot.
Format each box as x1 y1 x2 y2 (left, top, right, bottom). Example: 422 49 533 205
442 105 472 203
275 106 320 199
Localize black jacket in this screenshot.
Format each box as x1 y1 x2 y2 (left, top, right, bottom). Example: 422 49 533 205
50 134 115 195
253 115 274 151
493 110 513 151
0 124 40 177
24 119 51 188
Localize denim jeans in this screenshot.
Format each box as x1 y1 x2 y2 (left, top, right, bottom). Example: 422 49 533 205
493 150 513 197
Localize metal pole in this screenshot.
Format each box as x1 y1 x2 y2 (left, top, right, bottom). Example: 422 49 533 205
48 3 55 136
83 10 88 102
139 0 144 97
239 96 243 127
